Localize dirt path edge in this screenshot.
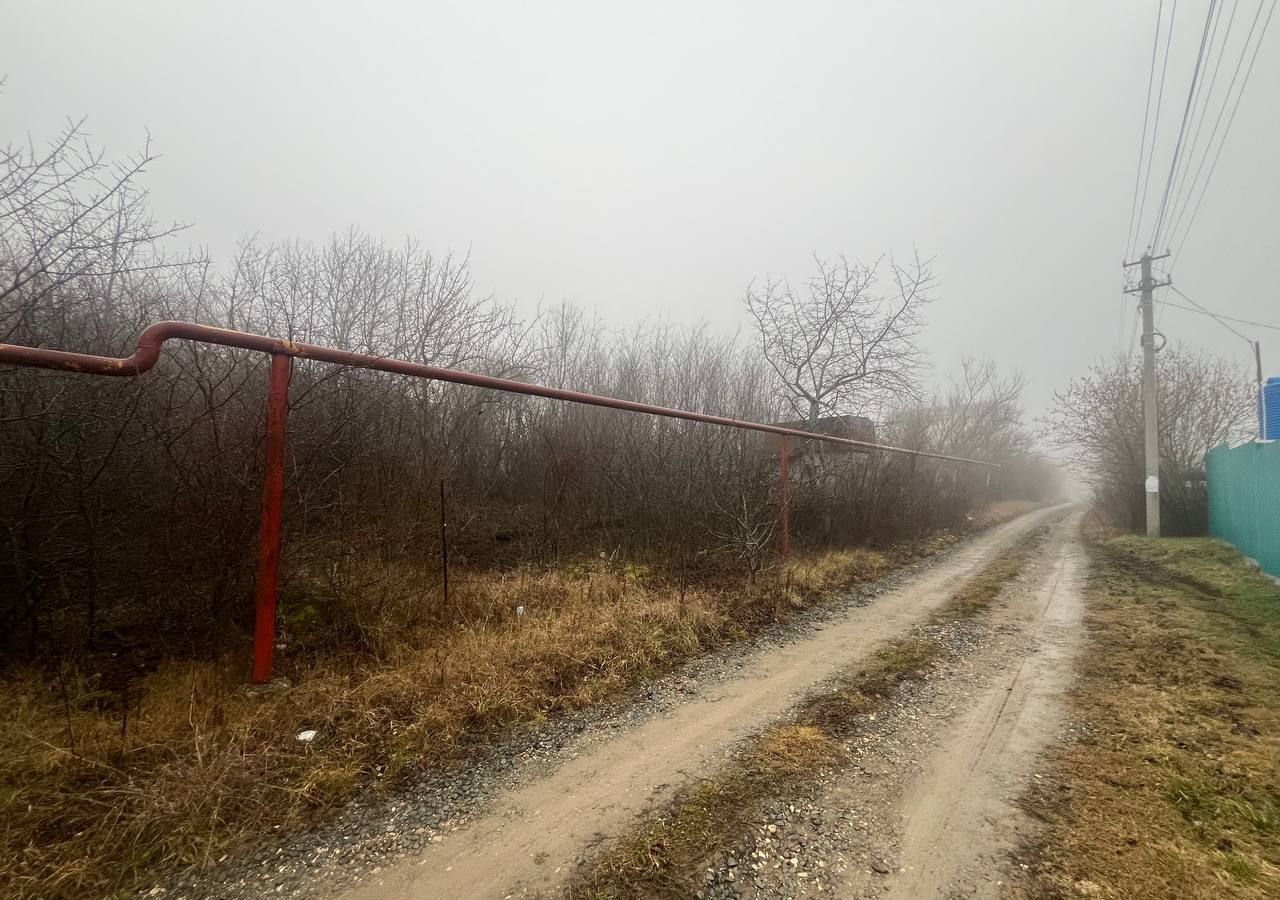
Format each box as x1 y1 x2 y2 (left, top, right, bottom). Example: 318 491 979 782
332 506 1069 900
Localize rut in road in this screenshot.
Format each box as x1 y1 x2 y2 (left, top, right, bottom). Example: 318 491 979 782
882 511 1085 899
667 508 1084 899
330 506 1068 900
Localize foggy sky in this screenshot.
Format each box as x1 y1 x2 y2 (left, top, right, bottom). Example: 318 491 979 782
4 1 1278 420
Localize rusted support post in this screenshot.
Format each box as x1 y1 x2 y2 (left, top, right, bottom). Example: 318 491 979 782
439 478 450 612
779 435 791 558
251 353 291 684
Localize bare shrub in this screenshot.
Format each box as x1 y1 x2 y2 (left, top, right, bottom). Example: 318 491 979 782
1045 346 1253 533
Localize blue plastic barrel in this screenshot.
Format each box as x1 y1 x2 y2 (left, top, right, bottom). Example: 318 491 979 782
1264 376 1280 440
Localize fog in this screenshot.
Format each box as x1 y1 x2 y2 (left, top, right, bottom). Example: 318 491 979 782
4 0 1278 417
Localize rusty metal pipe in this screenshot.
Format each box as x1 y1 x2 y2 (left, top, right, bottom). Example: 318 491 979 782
0 321 1001 467
0 320 1002 683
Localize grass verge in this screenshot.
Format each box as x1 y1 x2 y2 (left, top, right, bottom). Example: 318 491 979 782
566 524 1049 900
0 512 1044 900
1009 532 1280 900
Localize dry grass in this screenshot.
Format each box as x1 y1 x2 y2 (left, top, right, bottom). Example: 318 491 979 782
935 525 1048 622
784 547 894 598
1010 536 1280 900
567 524 1048 900
0 530 970 900
565 642 939 900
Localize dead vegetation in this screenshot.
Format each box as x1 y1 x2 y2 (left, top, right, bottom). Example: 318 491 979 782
0 522 1011 900
0 104 1066 900
565 523 1048 900
1009 532 1280 900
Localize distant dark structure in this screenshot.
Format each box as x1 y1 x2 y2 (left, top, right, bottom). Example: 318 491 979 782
767 414 877 486
772 414 876 450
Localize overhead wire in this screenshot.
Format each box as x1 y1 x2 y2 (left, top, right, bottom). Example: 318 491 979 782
1126 0 1167 261
1169 0 1278 264
1132 0 1179 256
1155 0 1247 331
1156 258 1172 330
1164 286 1280 334
1168 285 1256 353
1125 1 1173 352
1150 0 1220 249
1163 0 1239 242
1173 288 1250 343
1164 1 1233 218
1120 3 1277 395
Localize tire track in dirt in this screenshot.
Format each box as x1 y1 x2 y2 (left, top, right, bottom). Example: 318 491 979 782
327 506 1069 900
882 512 1084 900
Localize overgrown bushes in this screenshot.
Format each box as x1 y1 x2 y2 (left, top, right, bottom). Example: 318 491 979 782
1 126 1057 673
1046 348 1254 534
0 112 1061 900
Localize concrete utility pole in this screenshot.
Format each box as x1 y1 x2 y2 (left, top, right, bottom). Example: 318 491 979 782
1255 341 1266 440
1124 251 1171 537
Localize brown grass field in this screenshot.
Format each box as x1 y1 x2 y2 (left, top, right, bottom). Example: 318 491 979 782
0 510 1050 900
1011 530 1280 900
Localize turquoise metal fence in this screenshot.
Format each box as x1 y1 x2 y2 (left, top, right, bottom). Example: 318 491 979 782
1207 441 1280 578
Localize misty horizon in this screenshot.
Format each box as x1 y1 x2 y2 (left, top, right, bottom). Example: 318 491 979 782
5 1 1279 420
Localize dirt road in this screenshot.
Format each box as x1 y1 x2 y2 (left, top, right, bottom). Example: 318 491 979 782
690 507 1086 900
330 505 1074 900
883 511 1084 898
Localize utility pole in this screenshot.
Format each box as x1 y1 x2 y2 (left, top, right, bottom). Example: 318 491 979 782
1124 251 1171 537
1256 341 1266 440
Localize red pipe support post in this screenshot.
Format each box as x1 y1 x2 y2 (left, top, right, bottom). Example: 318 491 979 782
779 435 791 558
251 353 291 684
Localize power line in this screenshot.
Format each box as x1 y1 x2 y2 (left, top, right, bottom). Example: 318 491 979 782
1150 0 1220 248
1161 288 1280 333
1163 0 1237 238
1176 289 1253 343
1126 0 1166 260
1170 0 1278 262
1166 0 1264 262
1133 0 1179 254
1168 0 1266 248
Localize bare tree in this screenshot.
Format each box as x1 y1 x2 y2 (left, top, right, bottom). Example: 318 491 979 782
0 118 192 343
709 493 776 576
932 358 1032 460
869 359 1054 536
744 253 934 426
1045 346 1254 533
